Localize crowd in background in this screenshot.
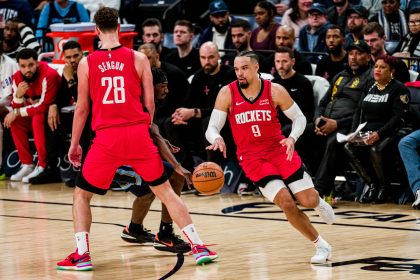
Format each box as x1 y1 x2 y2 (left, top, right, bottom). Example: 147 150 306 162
0 0 419 209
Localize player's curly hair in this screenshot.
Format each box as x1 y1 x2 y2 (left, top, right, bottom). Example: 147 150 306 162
94 7 119 32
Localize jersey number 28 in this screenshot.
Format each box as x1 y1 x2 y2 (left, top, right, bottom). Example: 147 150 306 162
102 76 126 104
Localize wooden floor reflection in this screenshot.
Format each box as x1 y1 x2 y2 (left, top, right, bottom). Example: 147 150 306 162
0 180 419 280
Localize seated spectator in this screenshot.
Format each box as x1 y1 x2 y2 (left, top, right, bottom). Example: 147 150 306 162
393 8 420 62
361 0 382 19
76 0 121 20
327 0 352 32
2 17 40 59
281 0 312 38
270 0 290 15
316 25 347 82
344 6 368 49
0 0 34 28
165 20 201 78
260 25 312 75
139 43 190 133
370 0 408 42
33 40 86 185
164 42 237 171
399 129 420 209
271 46 315 168
141 18 172 61
363 22 410 83
36 0 90 38
0 44 18 177
344 55 409 203
221 18 253 66
3 48 60 183
250 1 281 53
298 3 329 63
198 0 235 53
313 40 373 198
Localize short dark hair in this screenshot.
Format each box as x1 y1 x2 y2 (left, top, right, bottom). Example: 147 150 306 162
255 1 277 18
236 50 259 63
174 19 194 33
5 17 23 24
16 48 38 62
230 18 251 31
275 46 295 59
326 25 344 37
151 67 168 85
363 22 385 38
375 55 397 70
62 40 82 52
142 18 163 33
409 7 420 16
94 7 119 32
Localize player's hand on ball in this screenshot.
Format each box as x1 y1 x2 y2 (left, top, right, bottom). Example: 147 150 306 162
280 137 295 161
68 144 83 167
206 137 227 158
175 164 193 188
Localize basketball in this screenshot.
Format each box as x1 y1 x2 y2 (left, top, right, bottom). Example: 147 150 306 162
192 162 225 195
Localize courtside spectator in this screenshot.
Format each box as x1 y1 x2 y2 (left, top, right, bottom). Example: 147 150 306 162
2 17 40 59
0 0 34 28
370 0 408 42
198 0 235 52
250 1 281 52
141 18 172 61
281 0 312 38
4 48 60 183
165 20 201 78
316 25 347 82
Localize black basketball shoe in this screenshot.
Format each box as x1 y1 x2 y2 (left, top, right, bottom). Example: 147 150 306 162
120 226 155 245
153 232 191 254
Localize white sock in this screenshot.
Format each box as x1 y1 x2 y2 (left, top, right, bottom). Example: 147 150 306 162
75 232 90 255
182 224 203 246
313 235 329 248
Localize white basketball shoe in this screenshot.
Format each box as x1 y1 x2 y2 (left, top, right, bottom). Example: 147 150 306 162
10 164 34 181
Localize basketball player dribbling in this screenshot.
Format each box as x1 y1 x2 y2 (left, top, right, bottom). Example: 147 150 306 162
56 7 217 271
206 51 335 264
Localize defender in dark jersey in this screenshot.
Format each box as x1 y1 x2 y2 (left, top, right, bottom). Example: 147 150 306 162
206 51 335 264
56 7 217 271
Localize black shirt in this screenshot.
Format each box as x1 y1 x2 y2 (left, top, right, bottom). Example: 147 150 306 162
272 72 315 126
260 50 313 76
164 48 201 78
56 74 77 109
155 62 190 120
185 64 237 118
315 54 347 83
352 79 408 138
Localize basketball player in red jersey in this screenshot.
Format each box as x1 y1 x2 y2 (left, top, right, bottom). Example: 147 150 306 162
56 7 217 271
206 51 335 264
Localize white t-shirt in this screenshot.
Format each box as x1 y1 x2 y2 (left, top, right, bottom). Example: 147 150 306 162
0 54 18 108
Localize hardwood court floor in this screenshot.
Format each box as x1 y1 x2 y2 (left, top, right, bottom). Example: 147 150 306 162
0 180 419 280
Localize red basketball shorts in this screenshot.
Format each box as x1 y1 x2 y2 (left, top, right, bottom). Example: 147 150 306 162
238 144 302 183
81 123 164 190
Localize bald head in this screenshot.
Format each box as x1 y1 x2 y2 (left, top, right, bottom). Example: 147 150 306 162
276 26 295 49
199 42 220 74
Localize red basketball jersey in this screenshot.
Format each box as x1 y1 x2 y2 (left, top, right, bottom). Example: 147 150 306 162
228 79 285 157
87 46 151 131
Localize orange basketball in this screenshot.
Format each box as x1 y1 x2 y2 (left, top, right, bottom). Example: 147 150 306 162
192 162 225 195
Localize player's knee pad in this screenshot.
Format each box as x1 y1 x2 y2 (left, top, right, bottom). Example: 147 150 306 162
259 179 287 202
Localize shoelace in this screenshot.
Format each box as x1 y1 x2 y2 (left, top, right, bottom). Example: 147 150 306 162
189 244 218 256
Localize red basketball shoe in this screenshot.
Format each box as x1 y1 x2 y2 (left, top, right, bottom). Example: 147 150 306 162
56 250 93 271
191 245 218 265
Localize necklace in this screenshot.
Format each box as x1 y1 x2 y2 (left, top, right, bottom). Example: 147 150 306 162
245 79 261 101
375 78 392 91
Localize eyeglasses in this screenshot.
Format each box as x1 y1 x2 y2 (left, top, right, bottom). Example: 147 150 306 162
408 20 420 25
381 0 396 4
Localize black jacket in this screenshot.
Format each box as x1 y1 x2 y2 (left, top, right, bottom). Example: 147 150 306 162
316 64 374 133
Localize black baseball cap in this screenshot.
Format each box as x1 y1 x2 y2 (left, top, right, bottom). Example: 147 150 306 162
347 5 369 19
346 40 371 53
308 3 327 15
